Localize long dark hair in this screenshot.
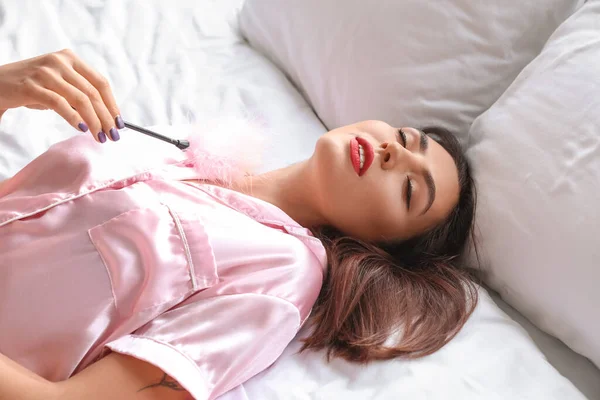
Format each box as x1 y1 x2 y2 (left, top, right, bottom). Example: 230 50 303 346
301 126 478 362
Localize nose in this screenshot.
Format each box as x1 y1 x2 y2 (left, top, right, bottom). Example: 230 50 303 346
379 141 425 172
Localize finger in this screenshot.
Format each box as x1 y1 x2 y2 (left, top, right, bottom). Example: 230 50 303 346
62 67 120 142
70 56 124 130
29 86 89 133
42 76 106 143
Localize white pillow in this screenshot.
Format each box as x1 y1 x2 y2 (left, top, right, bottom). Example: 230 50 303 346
466 1 600 368
240 0 583 143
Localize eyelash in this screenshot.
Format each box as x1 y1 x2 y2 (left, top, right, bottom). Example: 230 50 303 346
398 128 408 147
398 129 413 211
406 176 413 211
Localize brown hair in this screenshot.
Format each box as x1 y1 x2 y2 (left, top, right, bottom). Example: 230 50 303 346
301 126 478 362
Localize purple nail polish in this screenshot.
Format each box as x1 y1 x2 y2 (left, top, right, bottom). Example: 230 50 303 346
109 127 120 141
98 131 107 143
115 115 125 130
78 122 89 132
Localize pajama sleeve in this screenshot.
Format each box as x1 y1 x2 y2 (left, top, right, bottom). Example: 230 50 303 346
105 292 302 400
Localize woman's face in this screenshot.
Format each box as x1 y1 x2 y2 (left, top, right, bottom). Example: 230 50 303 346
312 120 460 242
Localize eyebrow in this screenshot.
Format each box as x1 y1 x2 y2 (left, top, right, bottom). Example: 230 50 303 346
419 129 429 152
418 130 435 216
421 170 436 216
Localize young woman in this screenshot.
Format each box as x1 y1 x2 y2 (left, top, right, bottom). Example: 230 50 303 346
0 50 477 400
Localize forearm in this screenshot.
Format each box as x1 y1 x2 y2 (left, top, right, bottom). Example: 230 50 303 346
0 352 59 400
0 351 191 400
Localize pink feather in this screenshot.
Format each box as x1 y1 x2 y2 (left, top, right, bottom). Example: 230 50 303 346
180 117 265 187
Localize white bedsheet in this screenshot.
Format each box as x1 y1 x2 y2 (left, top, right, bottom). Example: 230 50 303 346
0 1 594 399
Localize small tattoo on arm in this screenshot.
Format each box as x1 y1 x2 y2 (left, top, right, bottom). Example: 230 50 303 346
138 373 186 393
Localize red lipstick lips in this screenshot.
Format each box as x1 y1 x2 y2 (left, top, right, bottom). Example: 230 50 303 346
350 137 374 176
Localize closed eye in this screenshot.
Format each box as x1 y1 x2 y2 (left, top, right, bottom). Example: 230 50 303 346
397 128 408 148
398 129 412 210
406 176 413 211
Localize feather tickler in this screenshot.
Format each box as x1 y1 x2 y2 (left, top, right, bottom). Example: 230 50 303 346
180 117 265 186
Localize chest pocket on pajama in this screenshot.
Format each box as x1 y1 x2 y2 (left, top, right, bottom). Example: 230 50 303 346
88 204 219 319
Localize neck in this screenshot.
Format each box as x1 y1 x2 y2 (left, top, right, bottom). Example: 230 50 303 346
232 160 327 229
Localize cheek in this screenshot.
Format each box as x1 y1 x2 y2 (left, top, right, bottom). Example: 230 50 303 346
331 178 406 240
365 182 406 237
322 186 371 237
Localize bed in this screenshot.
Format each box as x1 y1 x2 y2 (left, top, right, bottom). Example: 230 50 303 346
0 1 598 399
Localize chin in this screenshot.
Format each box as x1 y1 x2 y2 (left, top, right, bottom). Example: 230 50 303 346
313 136 353 195
315 135 348 171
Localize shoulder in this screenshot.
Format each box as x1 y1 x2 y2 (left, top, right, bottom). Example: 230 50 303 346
213 223 325 321
275 236 325 320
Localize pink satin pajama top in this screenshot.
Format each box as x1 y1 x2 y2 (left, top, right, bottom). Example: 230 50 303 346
0 134 327 400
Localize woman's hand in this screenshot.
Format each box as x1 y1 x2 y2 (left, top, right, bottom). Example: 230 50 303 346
0 49 124 143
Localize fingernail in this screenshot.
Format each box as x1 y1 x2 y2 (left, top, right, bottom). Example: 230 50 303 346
115 115 125 129
109 127 120 141
78 122 89 132
98 131 107 143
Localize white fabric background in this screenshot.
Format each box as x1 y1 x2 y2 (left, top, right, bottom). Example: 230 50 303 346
0 0 595 399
